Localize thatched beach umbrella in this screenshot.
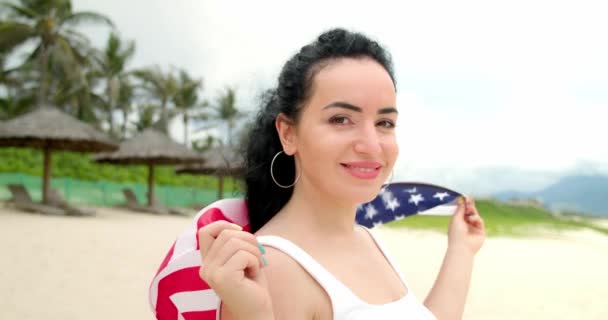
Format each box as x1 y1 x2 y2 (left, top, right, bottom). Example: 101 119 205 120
175 146 244 199
0 107 117 204
94 129 204 206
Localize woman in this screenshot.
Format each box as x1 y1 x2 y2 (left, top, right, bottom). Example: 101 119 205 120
198 28 485 320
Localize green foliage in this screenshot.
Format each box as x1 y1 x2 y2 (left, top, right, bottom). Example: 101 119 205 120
0 147 242 190
0 0 114 110
387 199 603 237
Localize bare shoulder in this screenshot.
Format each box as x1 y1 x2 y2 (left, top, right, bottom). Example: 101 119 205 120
262 246 332 320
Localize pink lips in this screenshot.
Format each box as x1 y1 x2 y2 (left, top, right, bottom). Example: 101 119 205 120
341 161 382 180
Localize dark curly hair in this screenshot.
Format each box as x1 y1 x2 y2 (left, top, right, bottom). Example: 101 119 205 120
244 28 396 232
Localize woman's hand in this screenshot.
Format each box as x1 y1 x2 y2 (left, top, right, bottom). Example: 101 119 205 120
198 221 273 320
425 197 485 319
447 197 486 255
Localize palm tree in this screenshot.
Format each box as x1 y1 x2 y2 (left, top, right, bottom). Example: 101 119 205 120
1 49 42 119
116 77 134 138
206 86 243 147
132 103 158 132
192 135 218 152
172 68 204 145
51 57 100 123
0 0 114 106
43 41 107 124
96 32 135 137
133 65 177 133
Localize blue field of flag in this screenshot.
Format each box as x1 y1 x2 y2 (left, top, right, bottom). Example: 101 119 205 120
355 182 463 228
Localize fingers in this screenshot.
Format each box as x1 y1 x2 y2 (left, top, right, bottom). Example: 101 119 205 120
198 220 243 258
454 196 466 217
224 249 263 279
205 228 260 262
204 250 263 287
210 236 263 270
464 197 485 230
198 220 267 284
464 197 476 220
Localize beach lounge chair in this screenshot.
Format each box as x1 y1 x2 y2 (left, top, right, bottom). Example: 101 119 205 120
121 188 168 215
6 184 66 216
150 196 190 216
48 188 95 217
189 202 209 211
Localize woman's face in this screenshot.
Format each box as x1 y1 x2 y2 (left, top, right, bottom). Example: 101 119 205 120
285 57 399 205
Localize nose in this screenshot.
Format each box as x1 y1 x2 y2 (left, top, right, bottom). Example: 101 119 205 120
353 121 382 155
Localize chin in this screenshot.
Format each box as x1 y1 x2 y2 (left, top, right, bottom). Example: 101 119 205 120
343 184 384 205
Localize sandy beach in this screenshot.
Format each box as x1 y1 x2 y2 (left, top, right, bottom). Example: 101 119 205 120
1 204 607 320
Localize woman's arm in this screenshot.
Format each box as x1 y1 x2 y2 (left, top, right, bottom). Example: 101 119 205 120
424 245 475 319
424 197 485 320
221 246 322 320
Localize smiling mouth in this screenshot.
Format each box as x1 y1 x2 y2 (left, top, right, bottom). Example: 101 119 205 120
341 164 379 172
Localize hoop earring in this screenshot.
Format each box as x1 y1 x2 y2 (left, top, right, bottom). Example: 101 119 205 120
270 151 300 188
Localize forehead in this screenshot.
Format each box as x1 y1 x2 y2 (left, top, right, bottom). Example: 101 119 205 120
306 57 396 112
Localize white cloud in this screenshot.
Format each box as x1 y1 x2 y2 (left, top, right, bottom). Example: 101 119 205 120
71 0 608 193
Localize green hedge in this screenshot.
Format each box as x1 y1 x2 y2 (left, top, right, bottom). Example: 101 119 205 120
388 199 607 237
0 147 240 190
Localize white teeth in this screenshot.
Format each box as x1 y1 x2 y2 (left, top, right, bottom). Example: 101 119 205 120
347 166 375 172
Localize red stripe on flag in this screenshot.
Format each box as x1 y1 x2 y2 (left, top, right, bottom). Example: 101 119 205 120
155 241 177 277
153 200 252 319
182 310 217 320
196 207 233 230
155 266 213 320
195 208 235 250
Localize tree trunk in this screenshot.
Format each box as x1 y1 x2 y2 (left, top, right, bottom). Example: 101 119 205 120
160 97 168 133
183 113 189 146
42 146 52 204
37 48 50 106
218 173 224 200
147 164 155 206
227 122 232 147
122 109 128 139
107 79 115 135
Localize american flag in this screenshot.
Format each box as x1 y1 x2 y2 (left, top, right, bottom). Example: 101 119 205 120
149 182 461 320
355 182 462 228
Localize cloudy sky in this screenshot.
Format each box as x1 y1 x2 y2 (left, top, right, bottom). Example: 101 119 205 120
73 0 608 195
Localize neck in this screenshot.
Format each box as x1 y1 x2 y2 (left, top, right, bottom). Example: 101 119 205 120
270 177 360 240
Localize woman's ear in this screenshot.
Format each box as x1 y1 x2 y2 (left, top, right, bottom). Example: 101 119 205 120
275 113 297 155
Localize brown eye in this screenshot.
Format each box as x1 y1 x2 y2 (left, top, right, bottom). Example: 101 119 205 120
377 120 396 128
329 116 351 125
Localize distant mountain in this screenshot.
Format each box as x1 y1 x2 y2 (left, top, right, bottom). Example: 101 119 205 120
494 175 608 216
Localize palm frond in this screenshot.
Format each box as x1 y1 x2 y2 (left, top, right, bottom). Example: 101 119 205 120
103 33 135 76
0 21 37 52
0 2 38 19
20 43 42 63
60 11 114 28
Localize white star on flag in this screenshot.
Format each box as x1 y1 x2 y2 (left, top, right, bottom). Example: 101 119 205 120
408 193 424 206
385 198 400 211
405 187 418 194
381 189 400 211
364 204 378 220
433 192 450 201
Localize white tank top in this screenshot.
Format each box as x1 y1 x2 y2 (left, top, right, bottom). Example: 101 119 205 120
257 227 437 320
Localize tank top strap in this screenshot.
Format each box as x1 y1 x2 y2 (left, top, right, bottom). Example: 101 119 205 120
256 235 360 313
356 226 411 289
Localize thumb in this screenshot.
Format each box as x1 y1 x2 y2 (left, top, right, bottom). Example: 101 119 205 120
453 196 466 217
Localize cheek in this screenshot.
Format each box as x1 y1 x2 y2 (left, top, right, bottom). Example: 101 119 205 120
300 136 336 162
385 137 399 162
296 128 329 161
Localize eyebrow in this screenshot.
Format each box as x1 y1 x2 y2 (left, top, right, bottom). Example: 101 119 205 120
322 101 398 114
